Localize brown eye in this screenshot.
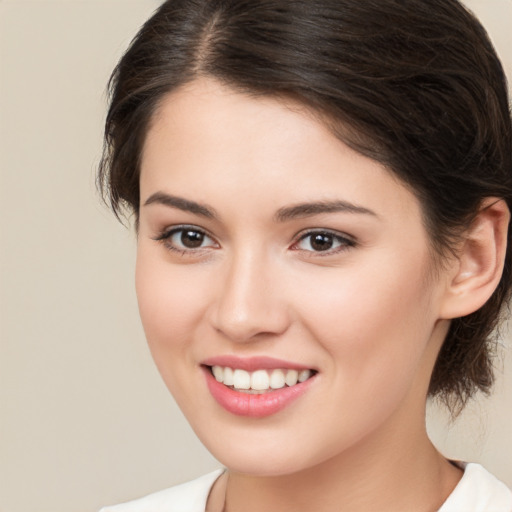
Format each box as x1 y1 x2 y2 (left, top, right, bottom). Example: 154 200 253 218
180 229 204 248
310 233 334 251
294 230 354 254
155 226 218 253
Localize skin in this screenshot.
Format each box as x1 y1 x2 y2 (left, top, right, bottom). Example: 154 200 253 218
135 78 507 511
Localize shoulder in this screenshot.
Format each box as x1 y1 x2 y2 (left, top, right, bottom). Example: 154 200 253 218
439 463 512 512
99 469 224 512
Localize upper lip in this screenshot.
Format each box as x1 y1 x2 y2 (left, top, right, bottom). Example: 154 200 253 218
201 355 315 372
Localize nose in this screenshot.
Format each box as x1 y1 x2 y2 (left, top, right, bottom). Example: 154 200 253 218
209 250 291 343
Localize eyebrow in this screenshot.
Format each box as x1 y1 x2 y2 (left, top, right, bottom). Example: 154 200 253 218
275 200 377 222
143 192 377 222
143 192 217 219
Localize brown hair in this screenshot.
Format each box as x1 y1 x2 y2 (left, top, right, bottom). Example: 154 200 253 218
99 0 512 412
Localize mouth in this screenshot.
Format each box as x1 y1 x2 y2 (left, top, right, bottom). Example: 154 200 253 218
201 359 318 418
207 365 316 394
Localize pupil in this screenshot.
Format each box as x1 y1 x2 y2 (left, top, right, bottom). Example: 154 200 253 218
311 233 333 251
181 230 204 248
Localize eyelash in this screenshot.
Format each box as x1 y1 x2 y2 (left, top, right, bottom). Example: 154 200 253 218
153 226 356 257
291 229 356 256
153 225 218 256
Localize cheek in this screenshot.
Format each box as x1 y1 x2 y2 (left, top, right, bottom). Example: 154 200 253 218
293 256 436 394
135 248 208 357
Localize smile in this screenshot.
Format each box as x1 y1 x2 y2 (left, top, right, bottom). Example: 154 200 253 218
210 366 314 394
201 358 318 418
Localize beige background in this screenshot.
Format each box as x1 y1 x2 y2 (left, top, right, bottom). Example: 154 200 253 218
0 1 511 511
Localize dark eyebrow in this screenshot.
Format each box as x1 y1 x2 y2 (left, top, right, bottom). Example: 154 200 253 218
275 200 377 222
143 192 217 219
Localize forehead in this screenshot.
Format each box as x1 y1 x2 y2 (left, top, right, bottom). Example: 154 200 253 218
143 79 327 172
140 78 421 224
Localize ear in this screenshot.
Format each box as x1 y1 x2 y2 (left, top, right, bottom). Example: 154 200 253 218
440 198 510 320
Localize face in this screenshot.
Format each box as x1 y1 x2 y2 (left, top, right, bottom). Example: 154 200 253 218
136 79 451 476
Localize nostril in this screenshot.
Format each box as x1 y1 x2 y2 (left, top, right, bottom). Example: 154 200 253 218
210 306 291 343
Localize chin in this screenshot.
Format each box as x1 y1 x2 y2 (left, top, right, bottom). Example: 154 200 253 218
214 448 308 476
193 423 328 476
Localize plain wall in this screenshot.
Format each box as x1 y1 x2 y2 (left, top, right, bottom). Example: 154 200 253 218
0 1 511 511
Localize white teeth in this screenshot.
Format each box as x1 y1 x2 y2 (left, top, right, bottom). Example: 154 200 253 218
223 367 234 386
270 369 286 389
233 369 251 390
298 369 312 382
285 369 299 387
251 370 270 391
212 365 224 382
211 365 314 391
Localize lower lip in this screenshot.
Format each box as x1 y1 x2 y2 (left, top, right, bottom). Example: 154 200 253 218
202 366 316 418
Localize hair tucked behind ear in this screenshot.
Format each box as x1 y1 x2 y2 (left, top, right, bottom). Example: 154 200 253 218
98 0 512 413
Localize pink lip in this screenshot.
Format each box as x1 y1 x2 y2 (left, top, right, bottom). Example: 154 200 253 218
201 355 314 372
201 365 317 418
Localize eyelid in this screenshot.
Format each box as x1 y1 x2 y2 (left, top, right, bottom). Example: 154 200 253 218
153 224 214 240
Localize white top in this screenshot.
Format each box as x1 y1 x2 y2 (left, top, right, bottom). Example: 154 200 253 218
439 463 512 512
100 463 512 512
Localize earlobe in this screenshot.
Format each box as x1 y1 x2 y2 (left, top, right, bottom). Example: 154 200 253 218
440 198 510 320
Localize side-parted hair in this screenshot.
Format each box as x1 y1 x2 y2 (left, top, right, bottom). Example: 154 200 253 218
98 0 512 412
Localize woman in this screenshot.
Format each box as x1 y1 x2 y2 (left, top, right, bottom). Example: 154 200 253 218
99 0 512 510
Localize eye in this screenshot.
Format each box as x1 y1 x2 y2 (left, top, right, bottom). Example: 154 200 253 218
154 225 218 253
292 230 355 254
